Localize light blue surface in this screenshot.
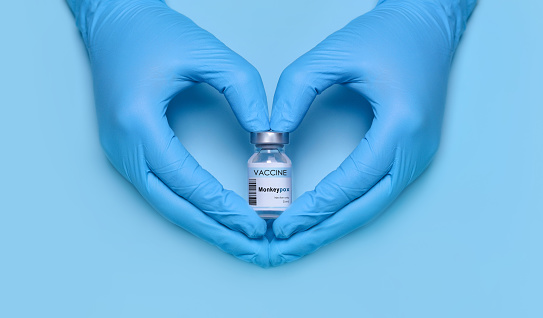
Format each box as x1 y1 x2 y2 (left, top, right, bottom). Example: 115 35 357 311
1 0 542 316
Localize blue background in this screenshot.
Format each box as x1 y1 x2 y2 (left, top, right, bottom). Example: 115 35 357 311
1 0 542 316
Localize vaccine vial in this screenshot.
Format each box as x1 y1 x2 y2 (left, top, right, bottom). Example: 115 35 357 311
248 131 292 219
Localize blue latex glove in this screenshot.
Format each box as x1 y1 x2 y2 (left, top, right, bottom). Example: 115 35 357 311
67 0 270 267
269 0 476 265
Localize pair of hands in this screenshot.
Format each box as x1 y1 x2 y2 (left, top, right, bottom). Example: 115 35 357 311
67 0 475 267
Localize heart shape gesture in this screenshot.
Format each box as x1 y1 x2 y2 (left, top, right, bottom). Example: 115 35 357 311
67 0 476 267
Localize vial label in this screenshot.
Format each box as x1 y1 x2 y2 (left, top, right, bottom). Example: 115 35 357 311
248 165 291 211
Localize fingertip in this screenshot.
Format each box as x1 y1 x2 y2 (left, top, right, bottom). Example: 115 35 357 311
234 237 269 268
219 61 270 133
244 217 268 239
203 205 267 239
252 238 271 268
244 103 270 133
270 90 307 133
272 218 293 239
269 240 287 267
269 109 297 133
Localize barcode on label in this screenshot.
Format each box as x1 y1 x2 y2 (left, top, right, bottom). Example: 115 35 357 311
248 178 257 206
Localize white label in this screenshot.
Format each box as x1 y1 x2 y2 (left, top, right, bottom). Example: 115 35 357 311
248 165 292 211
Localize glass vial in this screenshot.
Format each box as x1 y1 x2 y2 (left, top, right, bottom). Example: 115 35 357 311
248 131 292 219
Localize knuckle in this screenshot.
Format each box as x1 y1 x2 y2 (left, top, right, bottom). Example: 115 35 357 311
392 108 442 158
392 107 430 138
108 101 149 136
97 100 152 158
280 62 310 88
230 61 260 87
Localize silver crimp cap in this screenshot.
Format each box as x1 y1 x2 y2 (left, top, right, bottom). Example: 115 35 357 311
250 131 289 145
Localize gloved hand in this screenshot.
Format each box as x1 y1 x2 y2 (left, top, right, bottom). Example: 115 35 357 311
67 0 270 267
269 0 476 265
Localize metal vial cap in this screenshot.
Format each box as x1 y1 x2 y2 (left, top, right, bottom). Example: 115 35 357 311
250 131 289 145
